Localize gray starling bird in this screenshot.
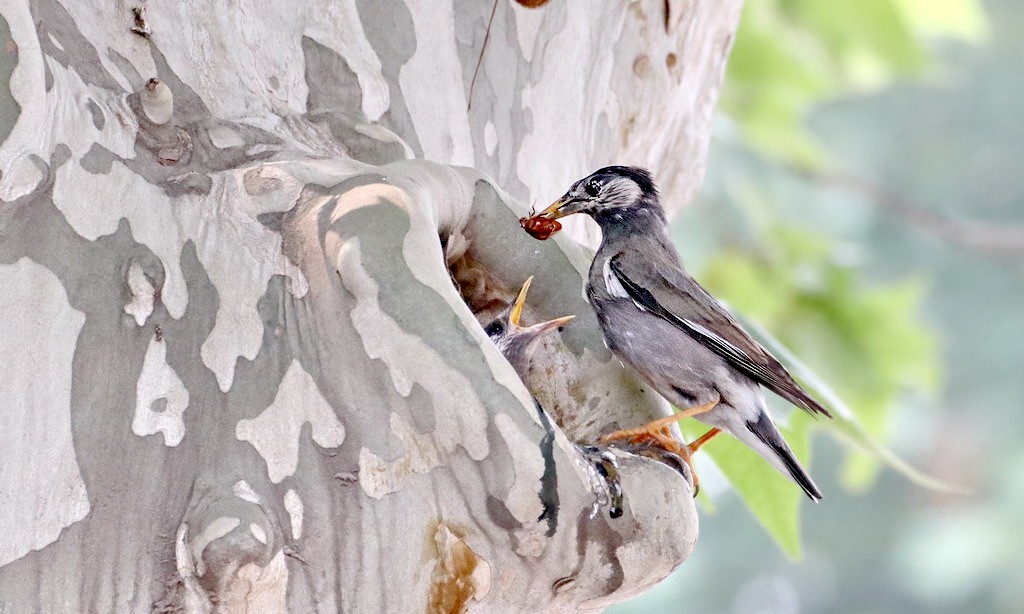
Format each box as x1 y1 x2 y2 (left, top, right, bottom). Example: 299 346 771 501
536 166 832 500
484 277 575 380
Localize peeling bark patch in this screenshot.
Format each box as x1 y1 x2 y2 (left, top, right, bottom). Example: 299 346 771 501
284 489 303 539
220 549 289 613
30 0 122 91
493 414 546 525
302 7 389 121
428 524 490 614
302 36 364 118
79 142 113 174
207 124 245 149
235 360 345 483
85 98 104 129
358 414 445 499
250 523 267 544
124 259 156 325
568 507 626 600
399 3 475 165
354 0 423 156
0 13 20 147
243 167 284 196
233 480 262 505
186 517 241 577
338 238 490 497
131 336 190 446
0 258 89 567
483 120 497 157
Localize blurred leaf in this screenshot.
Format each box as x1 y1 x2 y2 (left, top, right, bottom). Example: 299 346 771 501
701 221 942 491
672 226 963 560
743 314 966 495
841 449 880 493
721 0 989 165
893 0 989 42
694 476 716 513
663 0 985 560
686 413 813 559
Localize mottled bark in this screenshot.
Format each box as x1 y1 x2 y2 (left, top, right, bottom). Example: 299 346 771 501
0 1 740 611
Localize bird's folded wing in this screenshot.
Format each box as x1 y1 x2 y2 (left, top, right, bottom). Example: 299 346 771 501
609 252 831 418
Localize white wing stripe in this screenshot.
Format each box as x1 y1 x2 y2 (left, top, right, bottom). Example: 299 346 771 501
603 258 631 299
682 318 729 348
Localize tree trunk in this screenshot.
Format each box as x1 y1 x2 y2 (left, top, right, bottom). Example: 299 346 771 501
0 1 741 611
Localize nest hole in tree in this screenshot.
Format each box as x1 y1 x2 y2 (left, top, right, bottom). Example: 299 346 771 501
437 225 601 443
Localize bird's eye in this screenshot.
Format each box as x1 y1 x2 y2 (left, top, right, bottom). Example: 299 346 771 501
584 180 601 197
484 319 505 337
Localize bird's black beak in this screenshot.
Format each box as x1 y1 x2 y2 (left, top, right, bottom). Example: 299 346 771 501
539 196 587 220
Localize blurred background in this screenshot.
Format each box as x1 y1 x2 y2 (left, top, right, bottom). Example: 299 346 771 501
611 0 1023 612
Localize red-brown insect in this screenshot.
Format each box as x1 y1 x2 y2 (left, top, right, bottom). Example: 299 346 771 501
519 206 562 240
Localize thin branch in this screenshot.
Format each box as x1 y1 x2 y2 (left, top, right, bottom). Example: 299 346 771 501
793 166 1024 263
467 0 500 111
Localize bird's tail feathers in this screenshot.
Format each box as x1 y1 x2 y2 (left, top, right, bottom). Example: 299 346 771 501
743 411 823 501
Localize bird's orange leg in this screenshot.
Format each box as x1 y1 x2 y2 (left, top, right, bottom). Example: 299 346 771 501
598 396 719 444
682 428 721 496
599 397 720 497
687 427 721 455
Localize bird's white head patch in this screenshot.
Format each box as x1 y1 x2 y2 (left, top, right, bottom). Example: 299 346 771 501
563 166 657 215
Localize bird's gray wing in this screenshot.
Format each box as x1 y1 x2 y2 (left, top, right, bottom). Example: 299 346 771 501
609 252 832 418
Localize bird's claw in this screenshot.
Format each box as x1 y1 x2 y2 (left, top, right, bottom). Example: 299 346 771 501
577 445 625 519
600 429 701 497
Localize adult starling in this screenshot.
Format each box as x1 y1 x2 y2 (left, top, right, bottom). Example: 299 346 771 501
537 166 832 500
484 277 574 380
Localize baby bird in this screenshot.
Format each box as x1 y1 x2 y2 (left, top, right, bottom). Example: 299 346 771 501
483 277 574 380
486 276 695 513
537 166 831 500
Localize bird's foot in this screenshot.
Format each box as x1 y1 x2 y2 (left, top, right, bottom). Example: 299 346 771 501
614 434 703 497
577 445 625 519
599 425 702 495
597 397 719 444
599 422 721 498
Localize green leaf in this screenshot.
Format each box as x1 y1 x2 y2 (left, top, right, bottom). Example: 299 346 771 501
721 0 989 165
686 413 813 559
673 0 988 557
699 215 943 493
893 0 989 42
740 314 966 495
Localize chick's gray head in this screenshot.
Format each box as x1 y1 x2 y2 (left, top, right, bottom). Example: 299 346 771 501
484 277 574 380
540 166 662 222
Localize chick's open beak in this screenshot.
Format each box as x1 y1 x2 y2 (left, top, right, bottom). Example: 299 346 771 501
524 314 575 335
510 276 575 334
540 196 586 220
509 276 533 327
